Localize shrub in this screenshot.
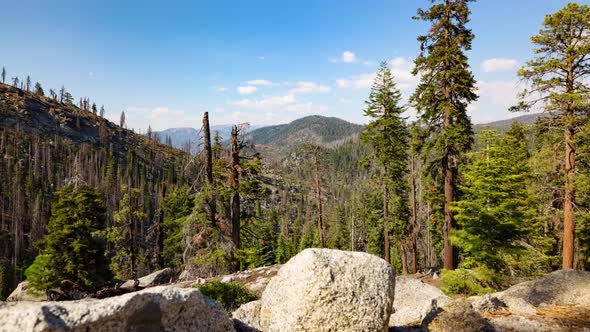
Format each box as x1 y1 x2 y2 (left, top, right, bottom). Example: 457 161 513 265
197 280 257 311
441 267 500 296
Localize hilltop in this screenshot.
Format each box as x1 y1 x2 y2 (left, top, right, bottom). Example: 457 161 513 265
0 83 182 160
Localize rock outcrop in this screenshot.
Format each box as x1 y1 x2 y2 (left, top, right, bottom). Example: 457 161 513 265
0 286 235 332
423 270 590 332
120 268 174 289
6 281 48 302
389 276 452 327
233 248 395 332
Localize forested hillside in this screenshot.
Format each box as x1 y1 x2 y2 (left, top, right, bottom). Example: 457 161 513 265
0 82 191 298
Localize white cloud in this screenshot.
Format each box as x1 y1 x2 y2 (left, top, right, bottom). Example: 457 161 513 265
246 79 276 86
336 73 376 89
331 50 358 63
230 94 297 108
257 56 266 60
288 81 331 94
339 98 353 103
481 58 518 73
226 94 329 124
111 106 197 131
342 51 357 63
212 85 228 92
336 57 418 91
468 80 527 123
237 85 258 95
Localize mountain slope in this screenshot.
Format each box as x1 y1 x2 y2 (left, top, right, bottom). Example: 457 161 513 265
474 113 545 131
0 82 187 298
249 115 363 148
155 125 233 150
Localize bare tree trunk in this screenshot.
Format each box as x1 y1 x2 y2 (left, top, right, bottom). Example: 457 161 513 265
202 112 216 225
383 181 390 264
410 156 418 273
155 182 166 269
229 126 240 272
314 153 325 247
400 243 408 275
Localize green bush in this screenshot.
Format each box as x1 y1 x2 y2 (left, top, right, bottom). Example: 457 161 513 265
197 280 257 311
441 267 500 296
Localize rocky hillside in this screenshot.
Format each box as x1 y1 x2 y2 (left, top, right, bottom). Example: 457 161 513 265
0 82 188 299
0 83 182 160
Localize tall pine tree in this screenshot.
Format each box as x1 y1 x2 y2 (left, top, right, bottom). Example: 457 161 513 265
512 3 590 269
362 61 410 266
411 0 478 270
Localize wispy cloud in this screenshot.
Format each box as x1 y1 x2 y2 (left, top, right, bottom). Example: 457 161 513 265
336 57 417 90
331 50 358 63
237 85 258 95
288 81 331 94
481 58 518 73
246 79 277 86
212 85 228 92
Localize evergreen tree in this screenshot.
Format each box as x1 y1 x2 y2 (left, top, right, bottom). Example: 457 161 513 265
25 185 110 291
1 66 5 84
120 111 126 128
362 61 409 265
453 129 535 271
512 3 590 269
411 0 478 270
161 185 194 269
92 103 97 116
34 82 44 96
106 187 146 280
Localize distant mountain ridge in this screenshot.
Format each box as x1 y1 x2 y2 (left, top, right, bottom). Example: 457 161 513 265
154 125 233 150
248 115 363 148
157 113 546 150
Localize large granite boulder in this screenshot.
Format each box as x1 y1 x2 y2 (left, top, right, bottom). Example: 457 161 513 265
234 248 395 332
6 281 48 302
389 276 452 327
0 286 235 332
120 268 174 289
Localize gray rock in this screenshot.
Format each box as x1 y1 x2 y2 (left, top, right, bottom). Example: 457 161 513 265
426 300 493 332
0 286 235 332
6 281 48 302
389 276 452 327
120 268 174 289
236 248 395 332
471 294 508 313
494 269 590 308
233 300 262 332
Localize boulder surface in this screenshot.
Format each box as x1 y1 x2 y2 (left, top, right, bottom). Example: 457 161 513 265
6 281 48 302
0 286 235 332
234 248 395 332
389 276 452 327
120 267 174 289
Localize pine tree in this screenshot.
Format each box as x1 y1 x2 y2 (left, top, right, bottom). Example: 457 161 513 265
107 187 146 280
512 3 590 269
25 185 110 291
25 75 31 92
453 129 534 271
411 0 478 270
1 66 5 84
34 82 44 96
92 103 97 116
161 185 194 269
120 111 126 128
362 61 410 265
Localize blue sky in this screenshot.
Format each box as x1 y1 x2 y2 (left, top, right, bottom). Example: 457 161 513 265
2 0 584 130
